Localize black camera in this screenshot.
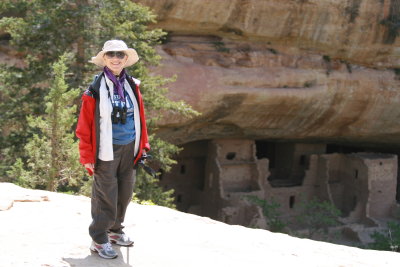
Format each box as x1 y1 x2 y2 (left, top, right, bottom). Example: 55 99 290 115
111 106 127 124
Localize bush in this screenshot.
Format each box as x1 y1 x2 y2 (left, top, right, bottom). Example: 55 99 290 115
369 221 400 252
295 197 341 238
246 195 287 233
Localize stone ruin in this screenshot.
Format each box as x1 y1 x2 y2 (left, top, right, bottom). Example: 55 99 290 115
159 139 399 243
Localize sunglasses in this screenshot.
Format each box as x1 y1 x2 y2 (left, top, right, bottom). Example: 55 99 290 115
105 51 126 59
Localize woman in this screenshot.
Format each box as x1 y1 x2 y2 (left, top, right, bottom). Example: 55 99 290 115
76 39 150 259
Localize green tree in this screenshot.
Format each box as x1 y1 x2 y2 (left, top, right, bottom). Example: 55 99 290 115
8 54 83 191
0 1 198 204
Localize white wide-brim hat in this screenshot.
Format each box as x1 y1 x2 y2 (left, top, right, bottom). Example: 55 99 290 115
90 40 139 67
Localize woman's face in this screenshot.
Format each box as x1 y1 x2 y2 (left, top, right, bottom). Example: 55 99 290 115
103 51 128 75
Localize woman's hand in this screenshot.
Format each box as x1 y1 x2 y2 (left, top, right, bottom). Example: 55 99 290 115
84 163 95 173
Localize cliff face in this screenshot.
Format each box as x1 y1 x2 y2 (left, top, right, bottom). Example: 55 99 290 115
139 0 400 67
137 0 400 145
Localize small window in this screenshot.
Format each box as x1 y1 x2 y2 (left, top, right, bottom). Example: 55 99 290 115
226 152 236 160
177 194 182 203
180 165 186 174
354 169 358 179
289 195 295 209
299 155 306 166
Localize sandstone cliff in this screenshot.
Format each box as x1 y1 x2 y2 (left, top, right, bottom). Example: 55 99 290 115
138 0 399 68
136 0 400 145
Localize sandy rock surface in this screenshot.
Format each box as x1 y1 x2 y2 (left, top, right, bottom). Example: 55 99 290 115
1 182 400 267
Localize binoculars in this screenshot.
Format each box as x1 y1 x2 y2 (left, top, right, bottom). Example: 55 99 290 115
111 106 127 124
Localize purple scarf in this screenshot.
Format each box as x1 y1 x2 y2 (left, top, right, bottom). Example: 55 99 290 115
103 67 127 102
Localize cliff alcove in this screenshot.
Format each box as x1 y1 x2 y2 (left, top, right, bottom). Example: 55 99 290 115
135 0 400 240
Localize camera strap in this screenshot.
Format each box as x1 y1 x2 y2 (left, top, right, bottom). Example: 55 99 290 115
105 81 127 109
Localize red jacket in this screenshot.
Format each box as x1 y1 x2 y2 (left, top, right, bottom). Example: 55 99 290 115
76 73 150 175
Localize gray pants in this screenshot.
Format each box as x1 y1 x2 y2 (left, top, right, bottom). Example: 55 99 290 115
89 141 136 244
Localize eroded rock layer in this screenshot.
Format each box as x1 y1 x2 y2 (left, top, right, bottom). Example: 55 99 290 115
136 0 400 145
138 0 400 67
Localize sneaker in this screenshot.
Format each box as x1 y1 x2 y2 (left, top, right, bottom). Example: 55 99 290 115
108 232 134 247
90 241 118 259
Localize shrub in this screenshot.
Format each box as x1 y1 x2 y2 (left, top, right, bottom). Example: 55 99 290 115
246 195 287 233
369 221 400 252
295 197 341 238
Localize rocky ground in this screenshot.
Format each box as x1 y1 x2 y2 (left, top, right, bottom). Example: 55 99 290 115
1 182 400 267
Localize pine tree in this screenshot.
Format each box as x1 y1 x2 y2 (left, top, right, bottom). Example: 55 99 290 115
8 54 83 191
1 1 198 204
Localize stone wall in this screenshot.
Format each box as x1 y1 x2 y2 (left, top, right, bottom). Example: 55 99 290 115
160 139 398 230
